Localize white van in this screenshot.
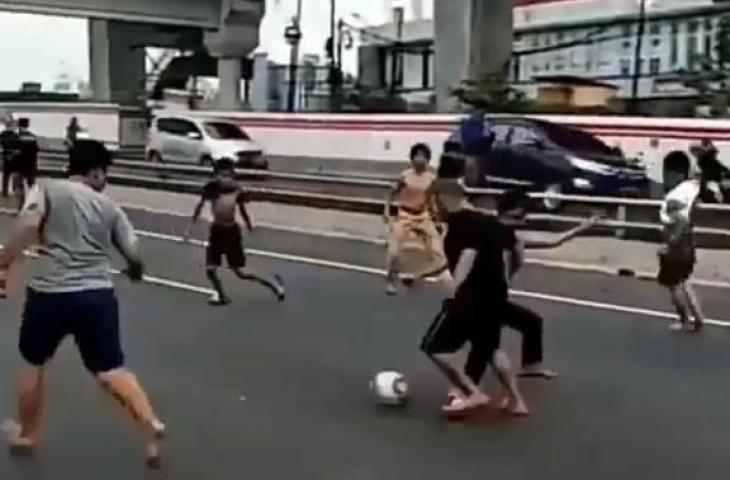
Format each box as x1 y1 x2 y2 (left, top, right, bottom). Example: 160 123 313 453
146 115 267 168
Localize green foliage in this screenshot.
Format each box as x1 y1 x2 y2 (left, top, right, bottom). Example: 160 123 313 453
451 71 531 112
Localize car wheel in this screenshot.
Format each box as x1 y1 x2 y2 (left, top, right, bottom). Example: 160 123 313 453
200 155 213 167
543 183 563 211
149 151 164 163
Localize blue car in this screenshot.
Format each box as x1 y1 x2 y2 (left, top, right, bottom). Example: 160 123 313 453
452 116 650 210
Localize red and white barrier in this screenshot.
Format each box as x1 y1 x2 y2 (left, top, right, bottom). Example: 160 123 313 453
4 101 730 184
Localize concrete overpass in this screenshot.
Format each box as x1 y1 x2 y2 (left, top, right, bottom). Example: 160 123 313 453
435 0 513 111
1 0 510 112
0 0 265 109
0 0 222 28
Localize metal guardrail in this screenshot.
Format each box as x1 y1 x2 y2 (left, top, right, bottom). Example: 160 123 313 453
41 155 393 188
36 159 730 245
463 184 730 213
42 155 730 212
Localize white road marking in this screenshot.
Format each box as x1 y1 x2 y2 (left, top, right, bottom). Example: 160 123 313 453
12 201 722 288
113 203 730 289
117 201 387 245
135 229 730 328
511 290 730 328
1 204 729 327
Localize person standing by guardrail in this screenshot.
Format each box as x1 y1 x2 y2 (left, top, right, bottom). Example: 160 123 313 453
0 115 20 199
659 175 705 332
16 118 39 210
692 139 728 204
383 143 444 296
65 116 80 149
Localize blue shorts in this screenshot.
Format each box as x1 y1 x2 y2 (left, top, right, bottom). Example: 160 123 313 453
20 289 125 373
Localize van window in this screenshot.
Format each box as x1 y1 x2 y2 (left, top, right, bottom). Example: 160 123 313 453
490 124 512 145
490 123 540 146
539 122 612 154
509 126 542 146
157 118 201 137
157 118 179 135
204 122 249 140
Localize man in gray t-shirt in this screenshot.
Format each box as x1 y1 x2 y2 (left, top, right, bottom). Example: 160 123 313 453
0 140 166 468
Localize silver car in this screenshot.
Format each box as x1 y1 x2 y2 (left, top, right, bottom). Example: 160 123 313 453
146 115 267 169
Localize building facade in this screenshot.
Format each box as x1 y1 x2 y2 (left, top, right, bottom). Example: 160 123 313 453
358 0 730 105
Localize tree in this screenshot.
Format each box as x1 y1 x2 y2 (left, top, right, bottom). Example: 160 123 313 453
451 69 530 112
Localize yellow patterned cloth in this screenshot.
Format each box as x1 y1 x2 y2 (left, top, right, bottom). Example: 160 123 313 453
387 210 444 275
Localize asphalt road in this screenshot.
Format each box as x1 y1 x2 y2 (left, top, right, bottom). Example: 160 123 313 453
0 209 729 479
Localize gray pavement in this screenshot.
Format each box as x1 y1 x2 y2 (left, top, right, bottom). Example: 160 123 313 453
0 207 730 479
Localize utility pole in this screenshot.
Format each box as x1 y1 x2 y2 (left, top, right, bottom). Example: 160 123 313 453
328 0 338 110
630 0 647 114
390 7 405 95
285 0 304 112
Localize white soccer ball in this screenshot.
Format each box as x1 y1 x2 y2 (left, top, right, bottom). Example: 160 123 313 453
370 371 409 406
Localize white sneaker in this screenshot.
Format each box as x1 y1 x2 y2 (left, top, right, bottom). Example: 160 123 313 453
208 293 231 306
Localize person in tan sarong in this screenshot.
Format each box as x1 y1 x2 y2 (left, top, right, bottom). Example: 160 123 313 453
384 143 444 295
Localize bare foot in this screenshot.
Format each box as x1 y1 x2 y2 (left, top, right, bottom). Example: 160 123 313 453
519 365 559 379
499 397 530 417
442 393 490 416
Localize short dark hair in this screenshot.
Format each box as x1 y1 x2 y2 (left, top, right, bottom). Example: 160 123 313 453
18 118 29 129
497 188 529 214
442 140 463 154
410 143 431 161
437 152 465 179
68 140 112 176
214 158 235 174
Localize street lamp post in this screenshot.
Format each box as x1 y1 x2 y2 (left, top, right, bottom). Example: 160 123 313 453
630 0 648 114
285 0 304 113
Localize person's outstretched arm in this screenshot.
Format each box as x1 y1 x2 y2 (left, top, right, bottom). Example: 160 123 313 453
0 184 44 269
522 215 601 250
384 176 406 222
112 207 144 282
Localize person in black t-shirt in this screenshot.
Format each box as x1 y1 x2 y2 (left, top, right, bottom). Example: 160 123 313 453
462 189 600 386
185 159 285 306
421 180 528 417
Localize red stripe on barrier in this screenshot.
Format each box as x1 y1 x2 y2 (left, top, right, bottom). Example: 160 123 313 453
227 117 730 142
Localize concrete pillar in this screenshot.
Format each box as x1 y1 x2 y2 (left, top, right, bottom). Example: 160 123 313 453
205 0 265 110
218 58 242 110
88 19 146 105
434 0 513 112
249 52 269 111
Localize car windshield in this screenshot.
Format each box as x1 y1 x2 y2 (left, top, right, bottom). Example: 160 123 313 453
538 122 613 155
204 122 249 140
